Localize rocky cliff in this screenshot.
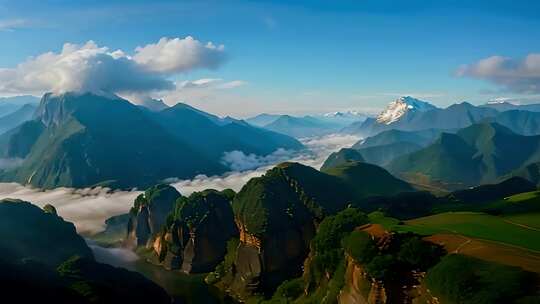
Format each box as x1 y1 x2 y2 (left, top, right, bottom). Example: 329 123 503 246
146 189 238 274
126 184 181 248
216 162 356 299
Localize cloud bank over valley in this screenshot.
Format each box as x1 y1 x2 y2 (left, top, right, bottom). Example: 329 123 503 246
0 133 359 234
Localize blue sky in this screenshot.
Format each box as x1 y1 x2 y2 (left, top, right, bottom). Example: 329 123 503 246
0 0 539 117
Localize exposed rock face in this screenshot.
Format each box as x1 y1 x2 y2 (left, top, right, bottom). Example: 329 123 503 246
339 256 370 304
126 184 181 248
225 162 352 298
231 220 316 296
152 189 238 273
42 203 58 216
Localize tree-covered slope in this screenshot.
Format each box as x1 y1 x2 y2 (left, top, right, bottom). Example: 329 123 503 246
0 199 171 304
148 103 303 159
0 92 227 189
320 148 365 172
323 161 414 199
0 103 37 134
0 199 93 266
352 128 444 149
388 123 540 189
492 109 540 135
349 128 447 166
263 115 342 138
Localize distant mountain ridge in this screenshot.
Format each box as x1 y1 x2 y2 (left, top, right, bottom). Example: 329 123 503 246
263 115 343 138
345 101 499 137
246 111 367 138
481 101 540 112
0 103 37 134
0 92 302 189
376 96 437 125
344 97 540 138
388 122 540 189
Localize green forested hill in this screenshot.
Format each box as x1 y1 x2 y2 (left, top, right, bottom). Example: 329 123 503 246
388 123 540 189
0 92 302 189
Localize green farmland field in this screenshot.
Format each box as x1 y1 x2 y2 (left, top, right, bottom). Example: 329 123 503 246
402 212 540 252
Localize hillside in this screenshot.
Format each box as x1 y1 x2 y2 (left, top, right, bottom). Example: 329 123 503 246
245 113 282 127
0 92 302 189
388 123 540 189
492 110 540 135
0 199 171 304
320 148 364 171
148 103 302 159
352 128 444 150
263 115 342 138
323 161 414 199
0 103 37 134
0 95 40 117
345 101 499 137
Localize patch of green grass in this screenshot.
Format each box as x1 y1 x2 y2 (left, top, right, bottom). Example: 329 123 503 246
483 191 540 215
368 211 401 230
404 212 540 251
507 191 540 203
503 213 540 230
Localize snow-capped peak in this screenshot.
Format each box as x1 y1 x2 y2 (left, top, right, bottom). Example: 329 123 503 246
323 110 363 118
376 96 436 125
486 99 518 105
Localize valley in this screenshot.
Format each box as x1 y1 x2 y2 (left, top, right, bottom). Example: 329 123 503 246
1 3 539 302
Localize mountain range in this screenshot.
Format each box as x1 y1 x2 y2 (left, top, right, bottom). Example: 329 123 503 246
0 95 40 117
246 111 367 138
481 100 540 112
0 92 302 189
0 96 40 134
388 122 540 189
375 96 437 125
350 128 447 166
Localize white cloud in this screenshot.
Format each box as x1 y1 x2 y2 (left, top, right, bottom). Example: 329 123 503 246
171 133 360 193
87 239 139 269
0 133 359 235
176 78 246 90
133 36 226 74
487 94 540 105
0 184 140 234
0 37 227 96
221 148 297 171
0 18 29 31
217 80 247 89
457 53 540 94
159 78 247 106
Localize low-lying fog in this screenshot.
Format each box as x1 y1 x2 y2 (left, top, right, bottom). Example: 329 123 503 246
0 134 359 235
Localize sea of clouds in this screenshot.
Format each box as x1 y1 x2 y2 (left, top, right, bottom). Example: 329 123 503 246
0 133 359 235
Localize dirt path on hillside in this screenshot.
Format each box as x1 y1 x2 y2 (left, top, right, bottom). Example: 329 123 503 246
454 236 472 254
503 219 540 232
424 234 540 274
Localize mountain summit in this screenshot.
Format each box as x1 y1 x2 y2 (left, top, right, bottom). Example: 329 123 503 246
0 92 302 189
376 96 437 125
